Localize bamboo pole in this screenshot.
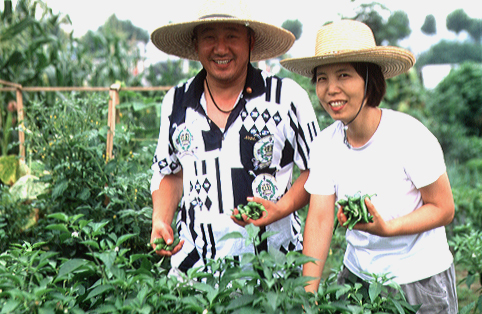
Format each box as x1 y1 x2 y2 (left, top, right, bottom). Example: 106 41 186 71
106 83 121 161
16 88 25 160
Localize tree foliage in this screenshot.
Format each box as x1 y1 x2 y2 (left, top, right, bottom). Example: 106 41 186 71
416 40 482 67
281 19 303 40
467 19 482 44
446 8 482 43
351 3 411 45
426 63 482 163
446 9 471 35
421 14 436 36
98 14 150 43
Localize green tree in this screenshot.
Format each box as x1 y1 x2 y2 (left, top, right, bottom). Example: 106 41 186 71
352 3 411 45
421 14 436 35
416 40 482 67
352 3 386 44
382 10 411 45
423 63 482 164
427 62 482 140
281 19 302 40
467 19 482 44
446 9 470 35
98 14 150 44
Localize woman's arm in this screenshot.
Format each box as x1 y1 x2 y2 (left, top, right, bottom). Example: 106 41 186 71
351 172 454 237
302 193 336 293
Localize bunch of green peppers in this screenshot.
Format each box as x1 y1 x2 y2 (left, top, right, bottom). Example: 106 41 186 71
233 201 267 220
152 220 180 252
335 192 376 232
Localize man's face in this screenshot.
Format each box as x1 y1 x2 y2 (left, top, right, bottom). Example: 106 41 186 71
195 22 253 86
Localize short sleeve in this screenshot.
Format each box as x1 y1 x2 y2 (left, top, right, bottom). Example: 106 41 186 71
150 87 182 193
402 117 446 189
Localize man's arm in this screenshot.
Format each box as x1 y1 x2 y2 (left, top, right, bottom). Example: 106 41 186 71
237 169 310 226
151 170 184 256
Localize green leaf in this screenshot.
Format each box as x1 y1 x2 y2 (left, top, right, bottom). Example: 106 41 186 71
260 230 279 242
56 259 89 280
117 233 137 246
179 295 206 311
245 223 260 239
80 240 100 250
52 179 69 200
225 294 257 310
85 284 114 300
389 298 405 314
219 231 244 242
368 282 383 303
0 300 20 313
45 223 69 233
94 305 119 313
78 188 91 200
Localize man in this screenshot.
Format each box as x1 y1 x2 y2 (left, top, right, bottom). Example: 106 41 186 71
150 0 319 272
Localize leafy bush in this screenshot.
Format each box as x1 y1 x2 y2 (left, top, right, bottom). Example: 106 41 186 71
427 63 482 138
0 90 475 313
0 215 418 313
450 226 482 314
11 94 154 257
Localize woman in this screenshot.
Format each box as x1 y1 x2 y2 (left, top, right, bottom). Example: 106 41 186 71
281 20 457 313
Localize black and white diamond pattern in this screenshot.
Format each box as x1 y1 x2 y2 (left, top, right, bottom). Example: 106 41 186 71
190 177 213 212
242 107 282 136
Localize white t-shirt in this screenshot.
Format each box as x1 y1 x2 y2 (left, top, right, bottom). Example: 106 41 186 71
305 108 453 285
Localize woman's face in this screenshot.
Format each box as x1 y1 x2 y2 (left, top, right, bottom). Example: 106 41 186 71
315 63 366 124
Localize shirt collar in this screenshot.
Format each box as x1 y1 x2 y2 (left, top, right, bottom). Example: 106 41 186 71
182 63 266 112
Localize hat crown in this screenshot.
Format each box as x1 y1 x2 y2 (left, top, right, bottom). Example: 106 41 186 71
197 0 252 21
315 20 376 56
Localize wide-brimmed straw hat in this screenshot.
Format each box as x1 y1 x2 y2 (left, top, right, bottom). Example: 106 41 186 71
281 20 415 79
151 0 295 62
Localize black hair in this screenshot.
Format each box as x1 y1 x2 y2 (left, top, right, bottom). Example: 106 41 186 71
351 62 386 107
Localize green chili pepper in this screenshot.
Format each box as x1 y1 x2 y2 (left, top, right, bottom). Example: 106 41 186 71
333 192 376 233
153 237 165 245
360 194 370 223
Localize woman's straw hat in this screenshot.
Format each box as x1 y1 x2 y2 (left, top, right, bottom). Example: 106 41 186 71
281 20 415 79
151 0 295 62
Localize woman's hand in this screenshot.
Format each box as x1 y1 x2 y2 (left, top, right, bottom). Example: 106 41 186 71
336 197 390 236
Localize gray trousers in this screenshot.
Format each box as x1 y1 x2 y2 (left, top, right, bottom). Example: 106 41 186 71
338 263 458 314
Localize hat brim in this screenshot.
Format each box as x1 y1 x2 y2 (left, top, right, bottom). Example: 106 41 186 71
280 46 415 79
151 19 295 62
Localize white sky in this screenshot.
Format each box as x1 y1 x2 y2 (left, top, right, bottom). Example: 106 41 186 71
22 0 482 63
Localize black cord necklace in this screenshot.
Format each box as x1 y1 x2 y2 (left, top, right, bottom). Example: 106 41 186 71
205 79 236 114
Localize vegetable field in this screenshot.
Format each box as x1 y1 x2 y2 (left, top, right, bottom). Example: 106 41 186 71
0 89 481 313
1 2 482 311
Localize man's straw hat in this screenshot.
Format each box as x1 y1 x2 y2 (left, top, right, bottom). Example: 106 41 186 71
151 0 295 62
281 20 415 79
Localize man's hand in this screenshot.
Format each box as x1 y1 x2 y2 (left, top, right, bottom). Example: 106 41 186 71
150 220 184 256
